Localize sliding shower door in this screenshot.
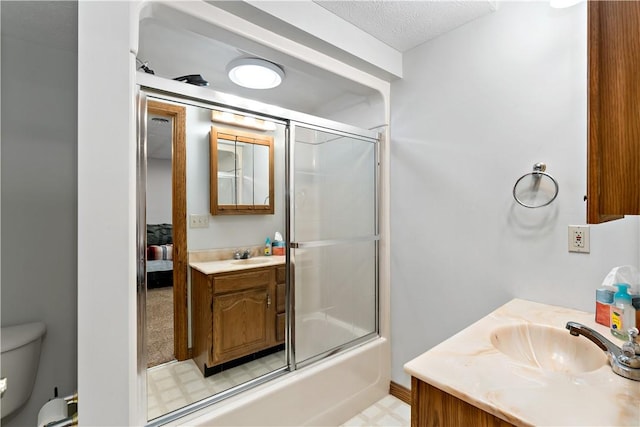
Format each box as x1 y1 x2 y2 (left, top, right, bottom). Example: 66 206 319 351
289 123 379 366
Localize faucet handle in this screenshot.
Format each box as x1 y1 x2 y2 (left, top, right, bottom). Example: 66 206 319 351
622 327 640 357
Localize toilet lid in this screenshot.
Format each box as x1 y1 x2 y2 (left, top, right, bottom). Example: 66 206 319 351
1 322 46 352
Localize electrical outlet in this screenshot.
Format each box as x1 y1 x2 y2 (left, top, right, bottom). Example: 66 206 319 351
189 214 209 229
568 225 590 253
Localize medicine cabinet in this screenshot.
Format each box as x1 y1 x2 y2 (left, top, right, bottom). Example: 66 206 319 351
210 126 274 215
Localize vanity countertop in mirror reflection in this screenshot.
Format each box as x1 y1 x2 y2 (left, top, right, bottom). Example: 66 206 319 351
190 255 285 275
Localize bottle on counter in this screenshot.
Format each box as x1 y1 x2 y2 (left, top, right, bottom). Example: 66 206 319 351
272 231 285 256
264 237 272 256
595 287 614 327
610 283 635 340
632 294 640 334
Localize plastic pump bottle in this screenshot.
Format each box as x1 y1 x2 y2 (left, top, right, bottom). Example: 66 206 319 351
264 237 272 256
611 283 635 340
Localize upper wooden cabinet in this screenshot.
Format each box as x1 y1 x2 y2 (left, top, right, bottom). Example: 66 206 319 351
587 2 640 224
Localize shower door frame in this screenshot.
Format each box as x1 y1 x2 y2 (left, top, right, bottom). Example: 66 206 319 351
286 122 380 370
136 73 381 426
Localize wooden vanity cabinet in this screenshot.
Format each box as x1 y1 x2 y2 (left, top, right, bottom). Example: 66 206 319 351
275 266 286 343
587 2 640 224
191 265 284 375
411 377 516 427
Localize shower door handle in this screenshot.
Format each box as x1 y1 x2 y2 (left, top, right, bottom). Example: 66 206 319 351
290 235 379 249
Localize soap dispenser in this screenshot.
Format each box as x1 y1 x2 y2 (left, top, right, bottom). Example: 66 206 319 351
264 237 272 256
611 283 635 340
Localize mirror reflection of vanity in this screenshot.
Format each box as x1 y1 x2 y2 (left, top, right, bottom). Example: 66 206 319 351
140 81 380 424
210 127 274 215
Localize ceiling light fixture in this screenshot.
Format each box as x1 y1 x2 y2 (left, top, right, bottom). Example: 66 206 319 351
227 58 285 90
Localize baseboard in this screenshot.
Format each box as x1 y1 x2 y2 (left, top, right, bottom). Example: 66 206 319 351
389 381 411 405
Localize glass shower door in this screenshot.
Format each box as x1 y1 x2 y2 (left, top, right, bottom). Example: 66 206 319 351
289 123 379 366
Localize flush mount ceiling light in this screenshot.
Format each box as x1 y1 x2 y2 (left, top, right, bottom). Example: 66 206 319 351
227 58 285 89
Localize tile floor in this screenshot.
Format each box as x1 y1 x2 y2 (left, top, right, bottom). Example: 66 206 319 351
147 351 285 420
341 395 410 427
148 354 410 426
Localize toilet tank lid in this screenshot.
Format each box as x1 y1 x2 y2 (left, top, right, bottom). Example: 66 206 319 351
1 322 46 352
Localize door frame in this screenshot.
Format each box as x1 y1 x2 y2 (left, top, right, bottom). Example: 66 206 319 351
147 100 188 360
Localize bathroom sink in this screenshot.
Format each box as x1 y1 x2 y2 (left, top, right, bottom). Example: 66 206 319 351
231 258 271 265
490 323 607 374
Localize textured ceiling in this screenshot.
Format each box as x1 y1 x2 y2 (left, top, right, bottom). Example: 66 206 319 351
3 0 499 121
314 0 497 52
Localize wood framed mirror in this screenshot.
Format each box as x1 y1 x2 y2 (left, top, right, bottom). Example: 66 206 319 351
210 126 274 215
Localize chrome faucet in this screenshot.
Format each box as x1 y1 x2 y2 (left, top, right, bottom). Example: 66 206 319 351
233 249 251 260
566 321 640 381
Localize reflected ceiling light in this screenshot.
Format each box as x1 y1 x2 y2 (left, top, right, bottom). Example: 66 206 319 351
211 110 277 131
227 58 285 89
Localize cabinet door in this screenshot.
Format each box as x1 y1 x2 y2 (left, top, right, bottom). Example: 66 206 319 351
411 378 516 427
212 287 269 365
587 2 640 223
276 313 285 343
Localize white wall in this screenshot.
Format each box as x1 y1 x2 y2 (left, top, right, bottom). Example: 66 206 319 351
78 2 138 425
1 2 78 425
390 2 640 388
147 158 172 224
185 105 287 251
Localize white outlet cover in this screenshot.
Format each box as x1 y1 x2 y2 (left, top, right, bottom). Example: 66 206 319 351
568 225 590 253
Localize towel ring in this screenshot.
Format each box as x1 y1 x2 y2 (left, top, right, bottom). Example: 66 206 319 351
513 163 559 208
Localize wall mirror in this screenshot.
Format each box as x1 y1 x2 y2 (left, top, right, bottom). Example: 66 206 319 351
210 127 274 215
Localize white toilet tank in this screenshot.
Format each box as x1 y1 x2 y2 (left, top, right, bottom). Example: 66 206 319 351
1 321 46 420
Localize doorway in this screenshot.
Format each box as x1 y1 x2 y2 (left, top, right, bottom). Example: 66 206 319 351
145 100 188 366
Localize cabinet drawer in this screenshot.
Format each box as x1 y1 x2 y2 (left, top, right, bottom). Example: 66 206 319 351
276 266 286 284
276 313 285 343
276 283 285 313
214 269 271 294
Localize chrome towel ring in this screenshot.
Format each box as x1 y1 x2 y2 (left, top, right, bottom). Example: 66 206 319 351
513 162 559 208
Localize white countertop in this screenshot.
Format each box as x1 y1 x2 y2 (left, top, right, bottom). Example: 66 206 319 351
404 299 640 426
189 255 285 275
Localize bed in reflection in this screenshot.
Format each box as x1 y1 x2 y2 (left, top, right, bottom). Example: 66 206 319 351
146 223 173 288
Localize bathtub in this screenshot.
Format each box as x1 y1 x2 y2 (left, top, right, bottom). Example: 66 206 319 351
176 335 390 426
295 312 374 364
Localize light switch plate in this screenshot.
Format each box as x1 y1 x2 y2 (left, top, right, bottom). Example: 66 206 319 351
568 225 590 253
189 214 209 228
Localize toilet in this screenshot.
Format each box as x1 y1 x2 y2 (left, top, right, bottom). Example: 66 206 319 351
1 321 46 420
